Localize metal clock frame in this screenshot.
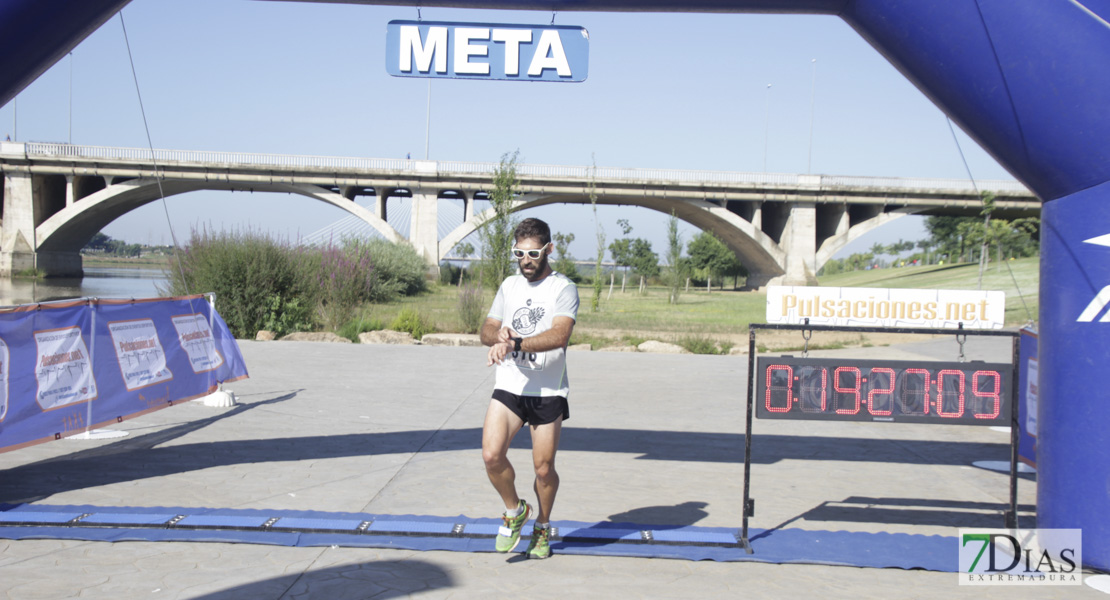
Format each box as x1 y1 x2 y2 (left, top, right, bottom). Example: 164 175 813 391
739 321 1022 554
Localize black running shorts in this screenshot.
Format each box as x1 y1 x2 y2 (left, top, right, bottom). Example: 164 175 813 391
492 389 569 426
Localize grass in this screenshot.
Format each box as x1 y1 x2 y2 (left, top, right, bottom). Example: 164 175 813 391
313 256 1040 350
819 256 1040 326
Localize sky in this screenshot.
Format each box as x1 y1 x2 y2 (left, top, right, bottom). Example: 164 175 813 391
1 0 1017 262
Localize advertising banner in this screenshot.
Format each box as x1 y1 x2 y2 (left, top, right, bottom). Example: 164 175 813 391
0 295 248 453
766 286 1006 329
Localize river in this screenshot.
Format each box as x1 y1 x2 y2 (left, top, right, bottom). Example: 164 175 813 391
0 266 169 307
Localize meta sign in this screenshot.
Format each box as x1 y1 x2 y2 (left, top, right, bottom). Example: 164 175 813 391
386 20 589 82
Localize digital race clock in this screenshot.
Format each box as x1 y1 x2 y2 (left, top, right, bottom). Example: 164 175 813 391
754 356 1012 425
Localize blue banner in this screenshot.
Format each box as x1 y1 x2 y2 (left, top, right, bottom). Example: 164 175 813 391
0 295 248 453
385 20 589 82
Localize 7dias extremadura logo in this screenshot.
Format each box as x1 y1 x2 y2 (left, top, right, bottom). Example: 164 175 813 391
959 529 1081 585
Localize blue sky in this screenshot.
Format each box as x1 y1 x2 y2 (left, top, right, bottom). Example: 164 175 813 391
1 0 1016 261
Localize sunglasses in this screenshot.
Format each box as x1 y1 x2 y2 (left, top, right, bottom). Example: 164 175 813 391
511 245 548 260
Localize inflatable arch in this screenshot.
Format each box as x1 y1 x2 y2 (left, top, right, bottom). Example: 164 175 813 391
2 0 1108 570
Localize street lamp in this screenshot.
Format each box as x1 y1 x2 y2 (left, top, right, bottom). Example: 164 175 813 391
763 83 772 173
807 59 817 174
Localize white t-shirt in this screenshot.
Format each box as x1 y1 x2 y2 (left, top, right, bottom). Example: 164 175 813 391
487 271 579 397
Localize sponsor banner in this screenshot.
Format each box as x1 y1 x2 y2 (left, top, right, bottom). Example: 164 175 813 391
34 325 97 410
959 528 1082 585
108 319 173 391
385 20 589 82
0 296 248 453
766 286 1006 329
171 313 225 374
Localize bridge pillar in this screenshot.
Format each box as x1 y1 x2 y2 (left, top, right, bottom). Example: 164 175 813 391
410 189 440 270
768 201 818 287
375 188 393 222
1 171 83 277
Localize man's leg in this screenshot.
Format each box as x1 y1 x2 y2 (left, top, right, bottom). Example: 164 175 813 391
482 399 524 510
530 416 563 524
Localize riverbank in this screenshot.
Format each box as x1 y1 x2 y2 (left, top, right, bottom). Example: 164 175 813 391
80 254 171 268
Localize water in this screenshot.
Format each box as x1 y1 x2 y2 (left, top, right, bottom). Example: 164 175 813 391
0 267 169 307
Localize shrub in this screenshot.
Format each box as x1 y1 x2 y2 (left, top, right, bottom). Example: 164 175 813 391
262 295 313 338
390 306 435 340
163 228 308 339
678 335 733 355
164 229 429 339
440 263 467 285
352 238 427 297
337 314 385 342
457 282 486 334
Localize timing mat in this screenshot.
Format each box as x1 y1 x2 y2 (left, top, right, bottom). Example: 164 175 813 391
0 503 957 571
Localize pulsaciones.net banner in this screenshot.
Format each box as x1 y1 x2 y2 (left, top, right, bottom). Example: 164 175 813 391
766 286 1007 329
0 294 248 453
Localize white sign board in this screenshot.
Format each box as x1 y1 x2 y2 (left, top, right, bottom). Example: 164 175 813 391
766 286 1007 329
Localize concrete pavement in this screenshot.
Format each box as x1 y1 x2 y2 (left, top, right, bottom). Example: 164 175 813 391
0 337 1104 599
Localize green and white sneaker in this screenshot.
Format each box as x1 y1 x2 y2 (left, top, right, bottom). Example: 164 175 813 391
495 500 531 553
526 524 551 559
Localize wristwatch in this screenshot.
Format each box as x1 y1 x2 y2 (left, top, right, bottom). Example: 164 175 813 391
510 336 522 352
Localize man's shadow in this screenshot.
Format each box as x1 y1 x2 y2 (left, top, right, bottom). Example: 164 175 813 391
606 501 709 528
506 501 710 562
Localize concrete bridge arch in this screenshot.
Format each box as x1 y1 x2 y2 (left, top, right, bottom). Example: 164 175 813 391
441 193 787 284
441 193 919 287
23 176 404 273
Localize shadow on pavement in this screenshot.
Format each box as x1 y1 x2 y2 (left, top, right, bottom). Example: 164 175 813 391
188 558 454 600
751 496 1038 541
1 412 1010 504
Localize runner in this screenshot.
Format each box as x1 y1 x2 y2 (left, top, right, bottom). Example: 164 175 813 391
481 217 579 559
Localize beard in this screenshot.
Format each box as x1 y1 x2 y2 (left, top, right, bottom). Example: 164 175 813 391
519 253 549 282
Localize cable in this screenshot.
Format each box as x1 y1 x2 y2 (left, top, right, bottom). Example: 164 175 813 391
119 11 192 298
947 116 1036 326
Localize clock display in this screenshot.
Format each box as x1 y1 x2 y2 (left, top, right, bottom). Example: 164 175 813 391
755 356 1012 425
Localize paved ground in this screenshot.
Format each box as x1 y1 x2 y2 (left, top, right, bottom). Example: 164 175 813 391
0 335 1104 599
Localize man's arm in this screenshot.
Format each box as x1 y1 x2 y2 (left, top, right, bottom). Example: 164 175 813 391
480 317 506 347
517 316 575 353
482 317 517 366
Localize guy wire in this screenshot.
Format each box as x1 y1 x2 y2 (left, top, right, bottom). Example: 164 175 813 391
119 11 193 300
946 116 1035 326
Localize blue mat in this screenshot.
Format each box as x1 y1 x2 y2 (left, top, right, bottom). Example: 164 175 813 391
0 503 956 571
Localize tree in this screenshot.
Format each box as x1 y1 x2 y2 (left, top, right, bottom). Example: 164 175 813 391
627 239 659 280
589 155 605 312
477 150 520 289
664 212 685 304
869 242 886 266
687 230 744 288
551 231 581 282
926 215 979 262
608 238 633 268
83 232 111 252
453 242 474 258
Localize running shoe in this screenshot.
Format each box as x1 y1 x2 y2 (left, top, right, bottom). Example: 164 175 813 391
526 524 551 559
495 500 531 553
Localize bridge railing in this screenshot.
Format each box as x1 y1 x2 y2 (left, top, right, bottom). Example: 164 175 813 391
17 142 1032 195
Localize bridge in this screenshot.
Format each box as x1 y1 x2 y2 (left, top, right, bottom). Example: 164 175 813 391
0 141 1038 287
